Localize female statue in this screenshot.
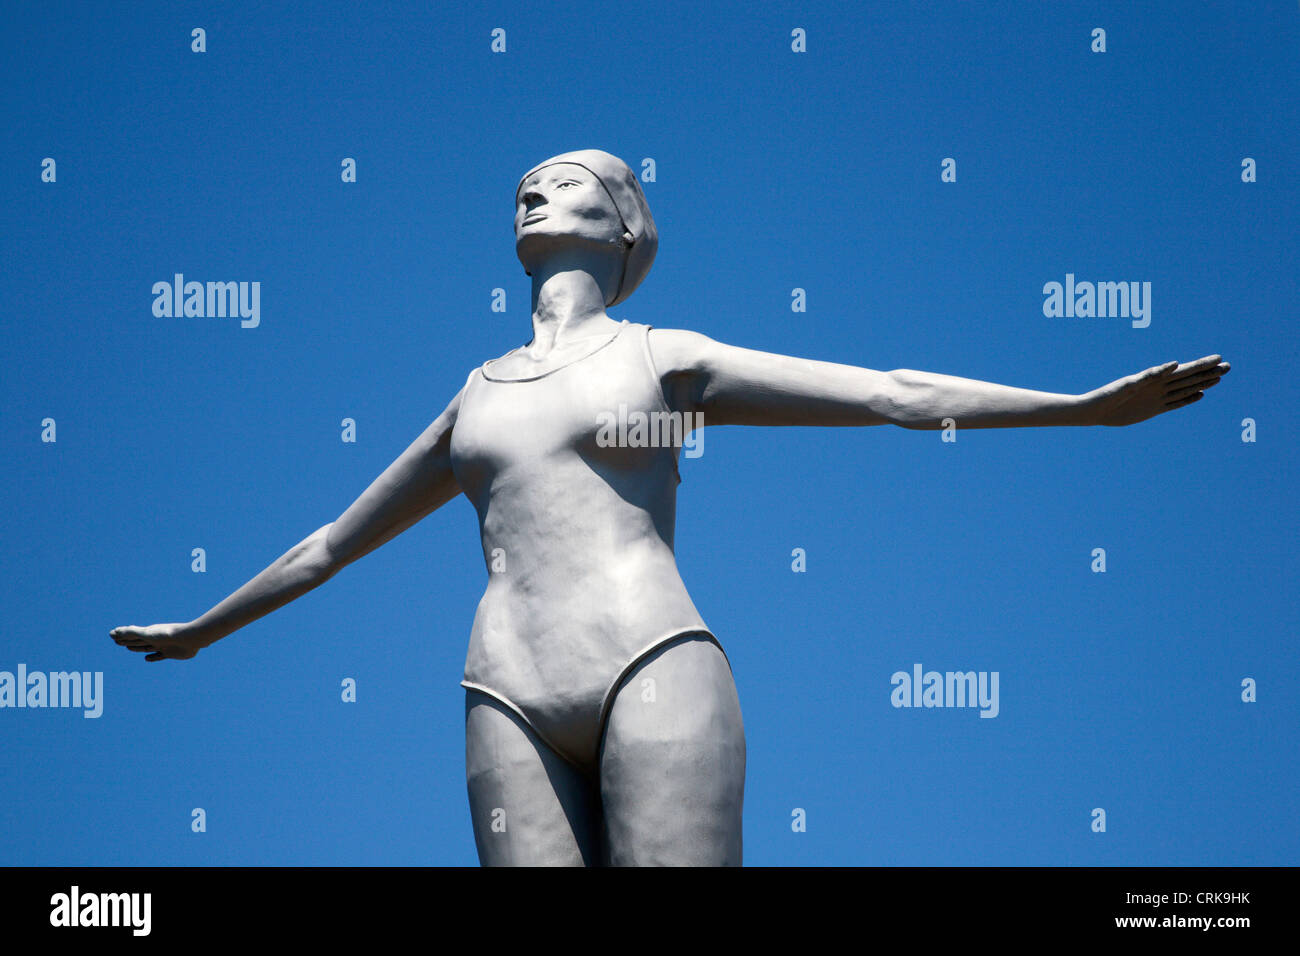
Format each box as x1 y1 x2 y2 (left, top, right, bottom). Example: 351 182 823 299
111 149 1229 866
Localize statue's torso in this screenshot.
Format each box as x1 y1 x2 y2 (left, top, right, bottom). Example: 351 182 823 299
448 319 711 769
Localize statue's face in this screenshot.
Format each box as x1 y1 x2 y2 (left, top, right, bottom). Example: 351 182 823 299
514 163 626 257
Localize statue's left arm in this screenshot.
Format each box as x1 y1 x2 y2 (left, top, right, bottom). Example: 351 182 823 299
649 329 1229 429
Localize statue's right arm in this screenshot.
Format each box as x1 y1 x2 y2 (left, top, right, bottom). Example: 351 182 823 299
110 386 466 662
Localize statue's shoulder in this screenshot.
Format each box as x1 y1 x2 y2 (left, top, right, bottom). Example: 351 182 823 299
646 326 715 376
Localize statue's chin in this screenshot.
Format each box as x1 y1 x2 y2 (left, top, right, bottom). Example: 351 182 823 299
516 233 623 279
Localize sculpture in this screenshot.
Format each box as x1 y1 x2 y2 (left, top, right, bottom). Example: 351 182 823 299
111 149 1230 866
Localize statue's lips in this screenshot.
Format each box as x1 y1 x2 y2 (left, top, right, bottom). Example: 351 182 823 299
522 213 547 225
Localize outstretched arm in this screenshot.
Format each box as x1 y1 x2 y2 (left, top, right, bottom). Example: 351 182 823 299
111 386 466 661
649 329 1229 429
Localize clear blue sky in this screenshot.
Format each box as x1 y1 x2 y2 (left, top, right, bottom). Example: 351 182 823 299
2 0 1295 866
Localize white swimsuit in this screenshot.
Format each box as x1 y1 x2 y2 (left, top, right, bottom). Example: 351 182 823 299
449 320 729 775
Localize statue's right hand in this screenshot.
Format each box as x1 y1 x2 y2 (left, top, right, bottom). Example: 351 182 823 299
110 622 204 662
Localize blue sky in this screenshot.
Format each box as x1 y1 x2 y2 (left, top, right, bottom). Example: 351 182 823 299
1 0 1295 865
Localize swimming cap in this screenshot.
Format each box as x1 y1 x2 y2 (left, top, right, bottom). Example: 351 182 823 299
515 149 658 307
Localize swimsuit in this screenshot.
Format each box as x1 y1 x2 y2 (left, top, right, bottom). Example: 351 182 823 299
449 319 730 776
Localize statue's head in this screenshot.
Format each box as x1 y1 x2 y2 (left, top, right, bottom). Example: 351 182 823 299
514 149 657 307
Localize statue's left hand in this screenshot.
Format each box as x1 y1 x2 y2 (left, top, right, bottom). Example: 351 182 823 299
1082 354 1229 427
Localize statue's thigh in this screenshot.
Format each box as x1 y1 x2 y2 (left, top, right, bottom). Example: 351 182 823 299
599 635 746 866
464 690 599 866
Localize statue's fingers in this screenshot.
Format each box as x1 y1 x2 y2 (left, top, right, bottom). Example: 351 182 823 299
1170 374 1216 395
1173 354 1222 377
125 644 154 653
145 652 164 662
1166 374 1221 399
1168 364 1225 386
1165 384 1205 402
1164 391 1203 409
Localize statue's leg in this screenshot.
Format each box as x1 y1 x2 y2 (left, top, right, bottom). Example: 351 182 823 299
464 689 599 866
598 635 746 866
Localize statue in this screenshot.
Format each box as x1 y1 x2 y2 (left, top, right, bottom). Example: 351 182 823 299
111 149 1230 866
